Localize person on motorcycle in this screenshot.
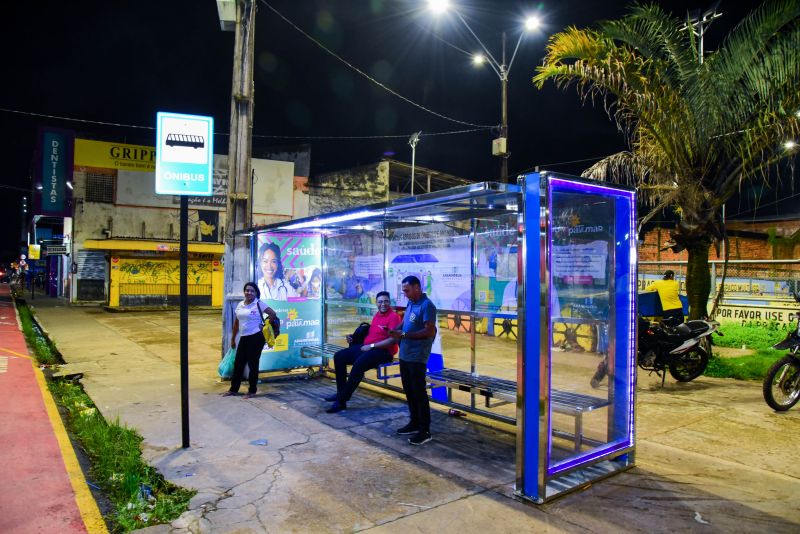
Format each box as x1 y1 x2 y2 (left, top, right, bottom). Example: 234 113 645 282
645 270 684 325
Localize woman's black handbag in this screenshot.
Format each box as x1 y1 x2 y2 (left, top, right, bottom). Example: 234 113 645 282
350 322 371 346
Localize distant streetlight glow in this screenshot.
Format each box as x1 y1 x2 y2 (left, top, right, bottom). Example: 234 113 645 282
524 15 541 31
427 0 450 15
472 53 485 66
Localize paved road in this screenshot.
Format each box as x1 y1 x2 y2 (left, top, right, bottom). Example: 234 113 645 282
0 285 106 533
26 297 800 533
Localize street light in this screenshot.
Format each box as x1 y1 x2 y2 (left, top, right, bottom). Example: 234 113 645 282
428 1 543 182
408 130 422 195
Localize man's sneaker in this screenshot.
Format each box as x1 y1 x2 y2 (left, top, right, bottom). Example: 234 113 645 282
408 431 432 446
323 393 338 402
325 401 346 414
395 422 419 435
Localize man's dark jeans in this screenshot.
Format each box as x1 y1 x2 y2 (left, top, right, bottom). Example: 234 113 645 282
333 345 393 402
399 360 430 432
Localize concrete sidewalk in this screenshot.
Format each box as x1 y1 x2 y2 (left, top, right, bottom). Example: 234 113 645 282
29 297 800 533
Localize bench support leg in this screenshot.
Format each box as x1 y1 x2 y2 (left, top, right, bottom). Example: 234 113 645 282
574 412 583 452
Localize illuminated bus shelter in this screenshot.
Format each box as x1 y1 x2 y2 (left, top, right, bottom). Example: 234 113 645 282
230 172 637 503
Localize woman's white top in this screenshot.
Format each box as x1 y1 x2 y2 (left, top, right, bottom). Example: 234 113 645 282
257 278 298 301
235 299 264 337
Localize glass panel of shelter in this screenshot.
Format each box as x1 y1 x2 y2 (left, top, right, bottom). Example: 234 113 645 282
319 211 522 421
323 230 386 346
547 187 632 472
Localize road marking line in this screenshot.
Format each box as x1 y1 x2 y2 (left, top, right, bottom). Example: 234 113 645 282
32 358 108 533
0 347 34 360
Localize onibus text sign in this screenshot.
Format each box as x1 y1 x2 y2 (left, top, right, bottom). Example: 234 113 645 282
155 112 214 196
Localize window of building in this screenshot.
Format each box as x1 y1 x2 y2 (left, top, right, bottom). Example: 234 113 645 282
86 173 115 203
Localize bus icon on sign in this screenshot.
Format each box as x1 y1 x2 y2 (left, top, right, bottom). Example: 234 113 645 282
166 133 205 149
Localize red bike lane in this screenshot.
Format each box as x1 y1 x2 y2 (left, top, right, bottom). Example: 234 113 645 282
0 285 106 533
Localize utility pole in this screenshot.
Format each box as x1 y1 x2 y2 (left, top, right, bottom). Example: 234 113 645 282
499 31 509 183
219 0 256 350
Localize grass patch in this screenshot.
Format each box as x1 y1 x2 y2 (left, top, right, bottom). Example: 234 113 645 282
49 381 195 531
707 320 796 380
714 320 789 350
15 300 195 532
706 349 785 380
15 300 59 365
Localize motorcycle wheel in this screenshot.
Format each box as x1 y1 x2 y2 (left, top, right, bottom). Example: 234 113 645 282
762 355 800 411
668 346 709 382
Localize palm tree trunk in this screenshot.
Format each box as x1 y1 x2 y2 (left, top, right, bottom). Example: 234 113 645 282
685 242 711 319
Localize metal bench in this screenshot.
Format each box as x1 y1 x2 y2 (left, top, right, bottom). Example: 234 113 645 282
427 368 610 451
300 343 400 382
302 346 609 451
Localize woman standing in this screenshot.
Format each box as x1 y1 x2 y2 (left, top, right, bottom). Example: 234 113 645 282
224 282 274 398
257 242 298 301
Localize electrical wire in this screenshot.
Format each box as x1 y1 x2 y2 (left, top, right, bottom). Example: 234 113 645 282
0 108 489 141
257 0 495 129
725 191 800 219
252 127 488 140
511 155 608 176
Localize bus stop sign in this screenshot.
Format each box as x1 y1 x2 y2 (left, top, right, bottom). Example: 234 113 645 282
155 112 214 196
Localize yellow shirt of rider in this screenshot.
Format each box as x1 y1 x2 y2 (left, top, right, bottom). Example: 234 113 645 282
645 279 682 311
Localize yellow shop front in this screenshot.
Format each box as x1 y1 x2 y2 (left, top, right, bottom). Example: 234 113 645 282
83 239 224 308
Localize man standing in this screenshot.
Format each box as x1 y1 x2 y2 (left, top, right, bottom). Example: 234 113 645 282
645 269 684 325
389 275 437 445
325 291 401 413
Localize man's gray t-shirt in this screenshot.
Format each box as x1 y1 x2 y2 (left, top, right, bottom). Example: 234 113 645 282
399 293 437 363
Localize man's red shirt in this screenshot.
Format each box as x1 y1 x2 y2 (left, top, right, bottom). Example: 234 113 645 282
363 310 402 355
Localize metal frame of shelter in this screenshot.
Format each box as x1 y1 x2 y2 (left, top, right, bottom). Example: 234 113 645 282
235 172 638 503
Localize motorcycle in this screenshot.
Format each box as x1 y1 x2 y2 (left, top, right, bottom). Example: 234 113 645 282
591 315 721 388
762 292 800 411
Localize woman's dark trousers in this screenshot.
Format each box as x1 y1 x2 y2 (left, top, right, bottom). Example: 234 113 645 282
230 332 266 394
333 345 393 402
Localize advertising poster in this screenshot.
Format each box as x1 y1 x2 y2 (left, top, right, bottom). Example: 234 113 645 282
254 232 323 370
474 218 518 312
325 232 385 305
550 192 614 320
387 223 471 309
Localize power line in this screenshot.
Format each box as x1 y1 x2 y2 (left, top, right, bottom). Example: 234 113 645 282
0 108 489 141
257 0 494 130
253 127 488 140
511 155 609 176
0 183 32 193
725 191 800 219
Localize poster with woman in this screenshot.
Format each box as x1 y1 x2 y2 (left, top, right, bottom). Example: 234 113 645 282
253 232 323 371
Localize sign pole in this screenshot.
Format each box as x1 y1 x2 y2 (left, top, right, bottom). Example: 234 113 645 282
155 111 214 449
180 195 189 448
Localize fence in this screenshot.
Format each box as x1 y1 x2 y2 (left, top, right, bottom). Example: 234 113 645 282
639 259 800 302
118 283 212 306
640 259 800 328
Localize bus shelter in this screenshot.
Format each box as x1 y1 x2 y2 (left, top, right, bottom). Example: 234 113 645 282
230 172 637 503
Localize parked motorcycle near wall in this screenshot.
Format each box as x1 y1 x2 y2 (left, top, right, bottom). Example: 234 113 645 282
762 292 800 411
591 316 721 388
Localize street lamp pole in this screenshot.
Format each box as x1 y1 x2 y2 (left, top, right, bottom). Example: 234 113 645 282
431 3 540 184
500 31 508 182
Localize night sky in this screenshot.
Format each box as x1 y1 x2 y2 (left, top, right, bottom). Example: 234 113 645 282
0 0 767 262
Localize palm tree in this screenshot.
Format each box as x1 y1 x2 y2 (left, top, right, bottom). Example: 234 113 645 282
533 1 800 318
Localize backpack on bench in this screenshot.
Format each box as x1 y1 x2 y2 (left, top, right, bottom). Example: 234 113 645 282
349 322 371 346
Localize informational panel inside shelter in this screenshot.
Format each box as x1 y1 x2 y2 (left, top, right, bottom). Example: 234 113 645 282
387 223 471 310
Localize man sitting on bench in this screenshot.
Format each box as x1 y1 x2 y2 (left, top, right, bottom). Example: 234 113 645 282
325 291 401 413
